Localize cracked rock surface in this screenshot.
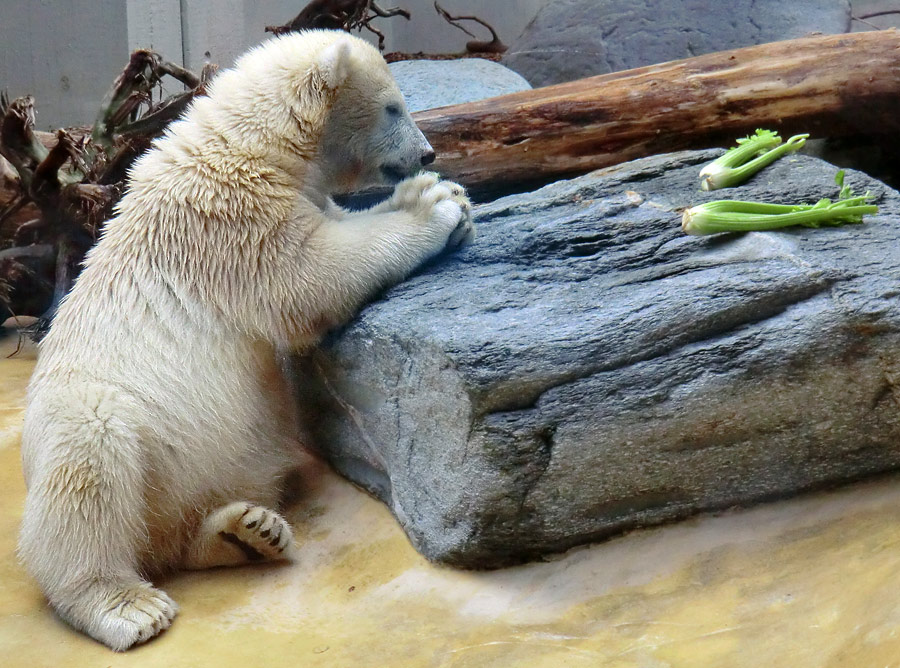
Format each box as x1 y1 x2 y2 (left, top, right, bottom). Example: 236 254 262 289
290 150 900 568
503 0 852 87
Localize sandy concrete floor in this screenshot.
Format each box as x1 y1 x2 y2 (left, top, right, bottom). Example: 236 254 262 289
1 336 899 667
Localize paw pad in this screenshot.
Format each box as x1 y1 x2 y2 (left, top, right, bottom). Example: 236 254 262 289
221 504 295 562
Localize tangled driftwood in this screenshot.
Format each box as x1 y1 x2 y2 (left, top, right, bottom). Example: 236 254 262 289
0 51 213 333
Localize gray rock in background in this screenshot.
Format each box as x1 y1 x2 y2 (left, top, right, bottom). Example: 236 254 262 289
290 151 900 568
503 0 852 87
389 58 532 113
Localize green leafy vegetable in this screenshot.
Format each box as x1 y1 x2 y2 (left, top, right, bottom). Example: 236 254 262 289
699 129 809 191
682 170 879 235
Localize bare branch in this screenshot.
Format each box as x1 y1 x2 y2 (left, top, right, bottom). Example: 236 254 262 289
12 218 43 245
856 10 900 20
266 0 368 33
157 60 201 89
199 63 220 88
31 130 84 204
370 2 410 20
363 20 389 50
434 1 507 54
0 96 50 190
0 195 28 228
0 244 53 263
118 90 196 138
92 50 162 148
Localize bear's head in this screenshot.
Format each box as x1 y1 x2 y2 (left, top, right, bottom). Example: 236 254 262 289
201 30 434 194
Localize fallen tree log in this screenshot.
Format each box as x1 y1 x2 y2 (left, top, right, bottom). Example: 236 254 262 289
11 29 900 202
415 29 900 190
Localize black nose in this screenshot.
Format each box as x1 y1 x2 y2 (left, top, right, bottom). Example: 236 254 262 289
421 150 436 166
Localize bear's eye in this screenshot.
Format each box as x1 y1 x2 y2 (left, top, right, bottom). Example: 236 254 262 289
385 103 402 117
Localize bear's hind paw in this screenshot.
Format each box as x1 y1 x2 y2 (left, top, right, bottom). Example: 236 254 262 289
185 502 296 569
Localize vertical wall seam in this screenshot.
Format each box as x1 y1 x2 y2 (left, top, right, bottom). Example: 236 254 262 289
180 0 190 70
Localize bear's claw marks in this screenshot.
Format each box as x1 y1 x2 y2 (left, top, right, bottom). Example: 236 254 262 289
93 583 178 651
184 501 295 569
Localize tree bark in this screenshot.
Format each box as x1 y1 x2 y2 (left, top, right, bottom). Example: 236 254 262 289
414 29 900 189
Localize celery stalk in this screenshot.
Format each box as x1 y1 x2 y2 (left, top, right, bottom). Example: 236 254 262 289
682 170 878 235
699 130 809 191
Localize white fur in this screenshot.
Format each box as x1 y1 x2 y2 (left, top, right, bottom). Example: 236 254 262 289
18 30 473 651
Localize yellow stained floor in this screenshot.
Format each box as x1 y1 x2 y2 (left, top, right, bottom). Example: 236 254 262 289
1 336 900 667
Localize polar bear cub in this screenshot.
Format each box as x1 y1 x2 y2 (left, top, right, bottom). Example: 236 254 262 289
18 30 474 651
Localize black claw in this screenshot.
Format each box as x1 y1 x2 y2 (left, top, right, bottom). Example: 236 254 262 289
245 520 258 529
269 535 280 546
260 528 271 538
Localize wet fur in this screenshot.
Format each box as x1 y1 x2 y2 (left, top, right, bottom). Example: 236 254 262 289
18 30 473 651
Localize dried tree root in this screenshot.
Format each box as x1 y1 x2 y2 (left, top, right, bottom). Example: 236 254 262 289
1 49 209 329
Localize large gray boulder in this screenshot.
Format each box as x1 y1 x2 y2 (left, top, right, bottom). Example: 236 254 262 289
504 0 852 87
389 59 532 113
291 150 900 568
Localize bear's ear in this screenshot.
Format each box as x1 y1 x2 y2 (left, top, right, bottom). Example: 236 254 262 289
318 39 352 90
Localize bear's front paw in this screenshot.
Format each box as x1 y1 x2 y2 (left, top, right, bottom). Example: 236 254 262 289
420 180 475 251
442 182 475 250
389 171 441 211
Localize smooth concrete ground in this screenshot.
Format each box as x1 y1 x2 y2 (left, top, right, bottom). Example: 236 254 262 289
1 336 899 667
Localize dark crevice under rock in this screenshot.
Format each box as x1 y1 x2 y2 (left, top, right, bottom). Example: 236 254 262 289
289 149 900 568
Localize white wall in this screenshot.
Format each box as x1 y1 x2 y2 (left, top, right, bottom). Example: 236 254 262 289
0 0 129 130
0 0 546 129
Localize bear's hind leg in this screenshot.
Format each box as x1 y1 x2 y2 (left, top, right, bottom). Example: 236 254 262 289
183 502 295 569
19 386 179 650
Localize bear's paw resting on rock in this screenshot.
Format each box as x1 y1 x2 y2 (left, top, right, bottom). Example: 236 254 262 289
17 30 473 651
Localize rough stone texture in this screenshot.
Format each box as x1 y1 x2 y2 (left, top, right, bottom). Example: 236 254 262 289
503 0 852 87
389 58 532 113
291 150 900 568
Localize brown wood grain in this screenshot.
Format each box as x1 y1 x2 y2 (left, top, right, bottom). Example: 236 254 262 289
414 30 900 189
